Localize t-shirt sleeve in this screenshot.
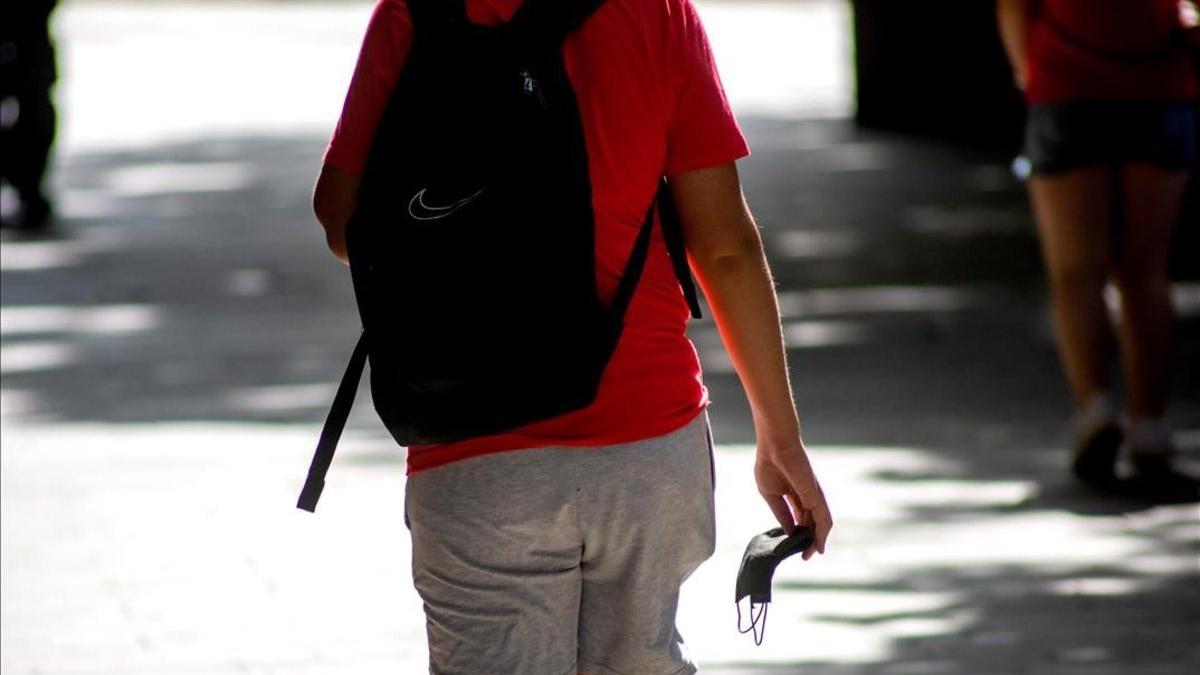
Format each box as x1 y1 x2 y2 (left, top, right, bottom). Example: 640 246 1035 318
663 0 750 177
322 0 413 176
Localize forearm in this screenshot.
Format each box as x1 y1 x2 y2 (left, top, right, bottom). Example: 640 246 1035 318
313 163 360 264
317 213 350 265
692 244 801 448
1182 1 1200 49
996 0 1030 87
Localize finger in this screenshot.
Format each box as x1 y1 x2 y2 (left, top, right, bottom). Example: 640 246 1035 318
798 507 818 560
786 497 817 560
787 476 821 510
794 500 830 559
782 472 823 518
765 495 795 535
791 484 830 553
799 503 815 529
812 507 832 554
787 494 814 530
784 493 803 524
806 527 822 559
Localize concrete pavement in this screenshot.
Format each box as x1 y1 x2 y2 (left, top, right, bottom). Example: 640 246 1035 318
2 2 1198 673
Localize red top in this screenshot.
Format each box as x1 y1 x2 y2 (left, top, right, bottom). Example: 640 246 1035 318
324 0 749 475
1025 0 1198 103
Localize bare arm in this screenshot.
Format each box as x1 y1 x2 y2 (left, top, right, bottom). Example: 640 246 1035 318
312 163 361 264
1182 1 1200 49
996 0 1031 90
670 163 831 559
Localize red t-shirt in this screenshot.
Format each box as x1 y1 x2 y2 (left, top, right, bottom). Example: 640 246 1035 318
324 0 749 474
1025 0 1198 103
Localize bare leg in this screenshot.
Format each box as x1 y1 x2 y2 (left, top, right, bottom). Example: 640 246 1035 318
1028 166 1117 408
1109 164 1199 501
1112 163 1188 421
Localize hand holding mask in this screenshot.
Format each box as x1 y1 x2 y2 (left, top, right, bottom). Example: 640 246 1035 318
735 525 815 645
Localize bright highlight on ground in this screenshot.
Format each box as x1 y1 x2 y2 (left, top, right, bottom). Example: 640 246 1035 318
5 420 1192 672
53 0 853 154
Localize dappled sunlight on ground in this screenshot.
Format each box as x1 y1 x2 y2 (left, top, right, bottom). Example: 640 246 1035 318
2 1 1197 673
4 418 1194 673
0 420 420 673
4 121 1197 671
682 444 1198 672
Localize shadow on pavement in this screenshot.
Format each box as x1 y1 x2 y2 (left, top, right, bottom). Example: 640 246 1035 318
2 134 362 427
2 118 1198 674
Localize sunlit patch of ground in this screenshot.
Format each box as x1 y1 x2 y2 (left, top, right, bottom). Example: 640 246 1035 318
681 445 1199 671
3 419 1196 673
4 2 1197 674
53 0 850 155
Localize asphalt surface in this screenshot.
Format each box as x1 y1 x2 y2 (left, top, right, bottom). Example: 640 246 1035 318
2 2 1198 674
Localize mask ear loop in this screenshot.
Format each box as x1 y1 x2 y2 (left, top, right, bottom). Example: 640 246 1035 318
736 600 769 645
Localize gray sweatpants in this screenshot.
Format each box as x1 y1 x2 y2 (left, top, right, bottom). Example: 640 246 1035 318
404 410 716 675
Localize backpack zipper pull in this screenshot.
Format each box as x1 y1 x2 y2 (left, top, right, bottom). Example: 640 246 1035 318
520 69 547 109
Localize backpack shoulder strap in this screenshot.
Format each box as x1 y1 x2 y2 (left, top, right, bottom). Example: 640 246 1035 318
506 0 609 50
406 0 468 32
657 179 703 319
297 331 370 512
611 180 704 321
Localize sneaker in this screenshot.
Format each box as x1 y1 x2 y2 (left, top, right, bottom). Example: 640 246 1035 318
18 194 53 231
1125 443 1200 504
1070 420 1123 486
0 193 53 232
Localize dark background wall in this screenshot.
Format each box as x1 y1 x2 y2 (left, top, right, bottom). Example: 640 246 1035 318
852 0 1026 150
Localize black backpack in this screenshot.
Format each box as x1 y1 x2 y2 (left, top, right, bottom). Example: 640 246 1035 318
298 0 703 512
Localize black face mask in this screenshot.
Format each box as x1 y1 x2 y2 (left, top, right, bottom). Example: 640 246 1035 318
735 526 815 645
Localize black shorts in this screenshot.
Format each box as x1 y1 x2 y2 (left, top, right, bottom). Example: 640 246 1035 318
1023 100 1198 174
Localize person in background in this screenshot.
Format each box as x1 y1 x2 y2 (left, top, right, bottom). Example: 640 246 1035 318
997 0 1199 498
0 0 58 232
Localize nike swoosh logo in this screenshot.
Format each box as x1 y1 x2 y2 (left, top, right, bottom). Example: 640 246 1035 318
407 188 484 222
